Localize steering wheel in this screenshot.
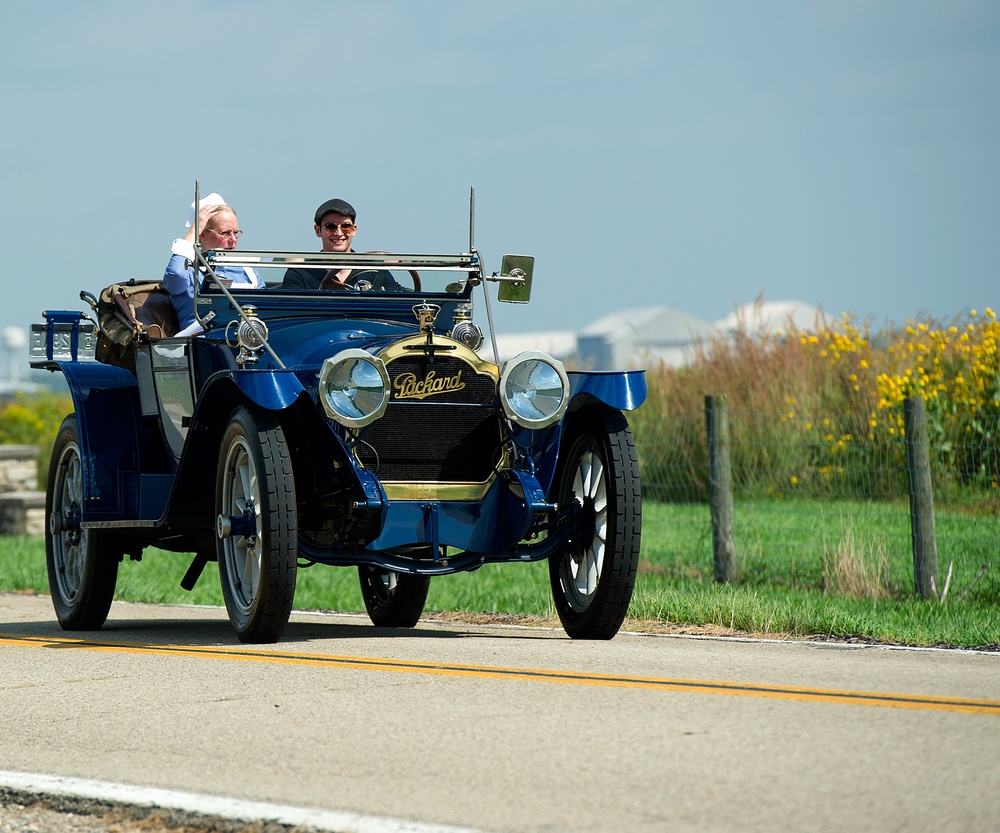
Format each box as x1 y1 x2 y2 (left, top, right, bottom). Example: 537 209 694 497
361 251 421 291
338 268 421 292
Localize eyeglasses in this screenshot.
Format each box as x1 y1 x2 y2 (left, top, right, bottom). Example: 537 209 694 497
207 229 243 239
323 222 355 233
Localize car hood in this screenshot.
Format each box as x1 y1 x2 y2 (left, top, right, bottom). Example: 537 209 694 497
258 316 422 370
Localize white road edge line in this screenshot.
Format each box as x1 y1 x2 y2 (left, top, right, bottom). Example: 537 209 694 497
0 770 486 833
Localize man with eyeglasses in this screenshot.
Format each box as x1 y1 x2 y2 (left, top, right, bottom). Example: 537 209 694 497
280 198 402 291
164 194 263 334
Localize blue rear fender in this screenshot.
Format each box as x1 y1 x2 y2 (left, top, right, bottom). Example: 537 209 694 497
55 360 173 519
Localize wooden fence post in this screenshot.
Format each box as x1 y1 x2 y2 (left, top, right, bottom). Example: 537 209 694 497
904 397 939 599
705 395 737 583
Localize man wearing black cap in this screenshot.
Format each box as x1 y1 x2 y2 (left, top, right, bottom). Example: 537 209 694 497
280 198 402 291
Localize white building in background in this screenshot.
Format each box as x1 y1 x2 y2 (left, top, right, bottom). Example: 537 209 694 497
490 300 822 370
488 329 579 366
575 306 718 370
715 300 824 337
0 326 41 396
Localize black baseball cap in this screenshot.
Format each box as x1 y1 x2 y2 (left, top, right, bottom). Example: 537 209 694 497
314 198 356 224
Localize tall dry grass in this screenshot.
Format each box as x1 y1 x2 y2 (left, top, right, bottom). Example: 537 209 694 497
629 302 1000 503
821 520 895 600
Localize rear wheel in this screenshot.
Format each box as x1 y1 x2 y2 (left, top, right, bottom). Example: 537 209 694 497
45 415 119 630
358 567 430 627
216 406 297 643
549 408 641 639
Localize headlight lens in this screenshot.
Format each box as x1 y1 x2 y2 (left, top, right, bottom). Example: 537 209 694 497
318 349 390 428
500 351 569 429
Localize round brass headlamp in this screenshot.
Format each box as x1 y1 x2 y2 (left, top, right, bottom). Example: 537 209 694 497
499 351 570 429
318 349 390 428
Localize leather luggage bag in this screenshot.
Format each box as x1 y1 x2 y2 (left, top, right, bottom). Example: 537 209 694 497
94 280 180 370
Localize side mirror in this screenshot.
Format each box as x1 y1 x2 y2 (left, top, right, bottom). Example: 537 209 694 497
497 254 534 303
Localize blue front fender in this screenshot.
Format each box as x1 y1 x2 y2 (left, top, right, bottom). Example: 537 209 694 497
166 367 309 525
567 369 647 411
212 367 308 411
518 368 647 496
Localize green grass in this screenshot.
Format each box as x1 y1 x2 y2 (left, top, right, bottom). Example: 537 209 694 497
2 498 997 649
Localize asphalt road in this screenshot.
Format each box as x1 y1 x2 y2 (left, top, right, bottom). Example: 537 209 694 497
1 592 998 833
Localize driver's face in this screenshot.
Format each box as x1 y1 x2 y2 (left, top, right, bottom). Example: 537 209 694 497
315 212 356 252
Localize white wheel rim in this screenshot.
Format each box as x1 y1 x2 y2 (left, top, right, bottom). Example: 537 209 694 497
563 446 607 611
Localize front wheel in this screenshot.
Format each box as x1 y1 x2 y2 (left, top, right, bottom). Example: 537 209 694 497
549 408 641 639
45 415 119 630
358 567 430 628
216 406 297 643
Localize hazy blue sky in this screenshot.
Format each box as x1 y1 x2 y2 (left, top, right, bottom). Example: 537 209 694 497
2 0 997 374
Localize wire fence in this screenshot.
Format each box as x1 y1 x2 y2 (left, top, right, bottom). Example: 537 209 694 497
631 403 999 600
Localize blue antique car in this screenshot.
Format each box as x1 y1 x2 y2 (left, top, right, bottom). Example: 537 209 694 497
30 193 646 643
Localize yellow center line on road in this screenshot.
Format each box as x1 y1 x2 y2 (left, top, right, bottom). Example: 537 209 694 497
2 632 997 715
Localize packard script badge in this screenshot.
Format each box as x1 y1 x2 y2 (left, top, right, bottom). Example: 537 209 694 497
393 370 466 400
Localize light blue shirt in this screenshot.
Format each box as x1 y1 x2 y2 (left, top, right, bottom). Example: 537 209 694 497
163 239 262 330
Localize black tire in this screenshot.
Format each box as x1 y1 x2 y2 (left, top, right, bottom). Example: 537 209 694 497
549 407 641 639
358 567 430 628
216 406 297 643
45 415 119 630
